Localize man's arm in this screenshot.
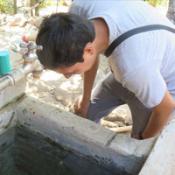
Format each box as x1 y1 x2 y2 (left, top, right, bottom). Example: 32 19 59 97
83 56 99 102
142 90 175 139
74 56 99 117
74 18 108 117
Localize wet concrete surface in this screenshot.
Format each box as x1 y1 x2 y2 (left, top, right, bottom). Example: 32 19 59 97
0 126 131 175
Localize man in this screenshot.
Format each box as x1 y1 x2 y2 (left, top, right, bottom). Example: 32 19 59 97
36 0 175 140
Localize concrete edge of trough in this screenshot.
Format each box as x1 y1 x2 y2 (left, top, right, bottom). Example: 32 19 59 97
0 98 23 135
14 95 157 174
139 111 175 175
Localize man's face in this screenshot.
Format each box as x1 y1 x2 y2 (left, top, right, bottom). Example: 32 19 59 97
56 63 89 79
55 42 97 78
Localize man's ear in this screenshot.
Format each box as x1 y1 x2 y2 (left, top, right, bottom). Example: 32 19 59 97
84 42 95 56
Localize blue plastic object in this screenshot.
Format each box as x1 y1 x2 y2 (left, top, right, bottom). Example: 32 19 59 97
0 50 12 76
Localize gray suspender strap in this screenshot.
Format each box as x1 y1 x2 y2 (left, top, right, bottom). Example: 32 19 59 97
104 24 175 57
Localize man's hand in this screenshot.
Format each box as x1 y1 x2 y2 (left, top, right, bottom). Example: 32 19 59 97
131 133 143 140
73 96 90 118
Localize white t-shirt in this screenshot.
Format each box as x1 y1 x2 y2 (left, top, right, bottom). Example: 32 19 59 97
69 0 175 108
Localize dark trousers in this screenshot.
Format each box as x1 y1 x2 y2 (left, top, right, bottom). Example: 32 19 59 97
87 73 152 136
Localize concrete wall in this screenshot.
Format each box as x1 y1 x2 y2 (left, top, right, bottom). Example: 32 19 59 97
15 96 155 175
139 111 175 175
0 78 26 109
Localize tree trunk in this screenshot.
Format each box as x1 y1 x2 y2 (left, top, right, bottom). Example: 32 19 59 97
167 0 175 24
14 0 17 14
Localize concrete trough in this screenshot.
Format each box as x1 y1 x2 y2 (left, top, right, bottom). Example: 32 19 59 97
0 95 156 175
0 71 174 175
1 39 173 174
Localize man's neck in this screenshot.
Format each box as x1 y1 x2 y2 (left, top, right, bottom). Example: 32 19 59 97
92 18 109 54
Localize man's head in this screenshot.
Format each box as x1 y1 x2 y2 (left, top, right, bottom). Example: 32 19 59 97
36 13 96 78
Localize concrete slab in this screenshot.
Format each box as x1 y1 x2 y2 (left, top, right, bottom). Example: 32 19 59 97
139 111 175 175
0 100 19 135
108 134 156 174
109 134 155 157
0 78 26 109
16 96 116 147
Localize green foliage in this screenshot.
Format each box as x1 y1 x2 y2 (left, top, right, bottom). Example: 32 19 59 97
0 0 14 14
0 0 54 14
39 0 58 8
145 0 168 6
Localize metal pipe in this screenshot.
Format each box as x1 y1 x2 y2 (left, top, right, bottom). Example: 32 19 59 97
0 59 42 91
0 41 44 91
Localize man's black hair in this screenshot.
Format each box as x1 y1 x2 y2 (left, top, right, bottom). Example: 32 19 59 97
36 13 95 69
